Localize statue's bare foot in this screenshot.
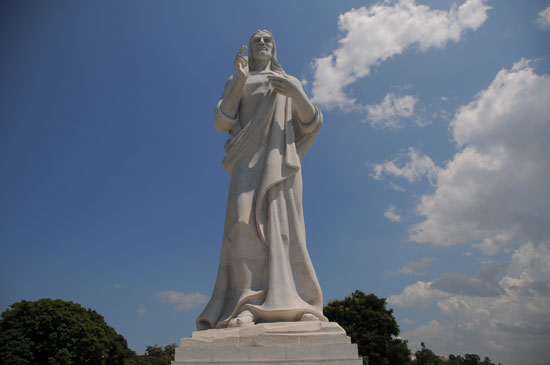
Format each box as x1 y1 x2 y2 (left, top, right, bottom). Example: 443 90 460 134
300 313 319 322
228 310 255 327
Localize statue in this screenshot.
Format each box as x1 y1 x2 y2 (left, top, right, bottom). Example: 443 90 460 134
173 29 362 365
196 30 327 330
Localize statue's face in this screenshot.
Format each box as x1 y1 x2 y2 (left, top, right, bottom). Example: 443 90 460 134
250 31 274 61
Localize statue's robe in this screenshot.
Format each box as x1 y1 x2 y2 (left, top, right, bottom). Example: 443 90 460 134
196 71 326 330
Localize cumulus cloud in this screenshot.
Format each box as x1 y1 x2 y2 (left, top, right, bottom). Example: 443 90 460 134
501 242 550 298
537 6 550 30
384 204 402 222
364 93 419 129
388 181 405 192
398 257 433 275
383 60 550 364
409 60 550 252
158 291 208 311
137 304 146 316
393 242 550 364
431 263 507 297
311 0 490 109
372 147 439 184
388 280 448 307
392 263 508 304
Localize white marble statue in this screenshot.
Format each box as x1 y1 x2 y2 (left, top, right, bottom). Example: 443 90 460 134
196 30 327 330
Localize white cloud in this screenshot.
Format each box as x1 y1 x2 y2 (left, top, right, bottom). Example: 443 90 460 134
311 0 490 109
138 304 146 316
430 264 507 297
403 320 454 352
409 60 550 252
372 147 439 184
384 204 402 222
501 241 550 298
364 93 419 129
388 280 448 307
158 291 208 311
391 242 550 364
476 233 514 256
388 60 550 363
388 181 405 192
398 257 433 275
537 6 550 30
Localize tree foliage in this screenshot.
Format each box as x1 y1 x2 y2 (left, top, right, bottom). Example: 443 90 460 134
412 344 496 365
324 290 411 365
388 338 412 365
446 354 496 365
413 347 443 365
0 298 133 365
126 344 176 365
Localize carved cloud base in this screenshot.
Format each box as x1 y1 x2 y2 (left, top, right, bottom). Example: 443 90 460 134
171 321 362 365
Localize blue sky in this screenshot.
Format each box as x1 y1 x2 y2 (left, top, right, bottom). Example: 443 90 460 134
1 1 549 364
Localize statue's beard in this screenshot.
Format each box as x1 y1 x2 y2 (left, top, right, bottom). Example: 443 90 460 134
255 50 271 59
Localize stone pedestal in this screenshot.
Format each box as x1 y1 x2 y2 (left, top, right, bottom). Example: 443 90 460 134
172 321 362 365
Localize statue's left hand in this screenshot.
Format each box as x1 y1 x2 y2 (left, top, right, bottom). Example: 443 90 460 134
267 74 305 100
268 74 316 123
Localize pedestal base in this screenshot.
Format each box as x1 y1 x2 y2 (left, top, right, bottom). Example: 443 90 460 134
172 321 362 365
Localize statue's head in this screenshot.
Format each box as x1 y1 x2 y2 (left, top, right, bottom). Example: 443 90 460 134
248 29 285 74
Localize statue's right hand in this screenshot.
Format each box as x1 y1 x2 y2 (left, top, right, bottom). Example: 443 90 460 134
234 46 248 81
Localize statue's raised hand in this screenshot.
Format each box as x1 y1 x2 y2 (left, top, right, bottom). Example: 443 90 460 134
234 46 248 81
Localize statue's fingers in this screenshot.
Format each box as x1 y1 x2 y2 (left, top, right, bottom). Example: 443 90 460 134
269 82 284 90
271 87 290 96
269 80 288 89
237 45 247 56
270 82 288 92
268 76 286 83
267 75 285 82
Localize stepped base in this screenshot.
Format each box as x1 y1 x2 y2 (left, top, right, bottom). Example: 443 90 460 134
172 321 362 365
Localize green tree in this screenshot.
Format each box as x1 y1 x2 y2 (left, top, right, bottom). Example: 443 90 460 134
462 354 479 365
126 344 176 365
448 354 464 365
0 298 133 365
388 338 412 365
480 356 496 365
324 290 411 365
446 353 495 365
413 347 442 365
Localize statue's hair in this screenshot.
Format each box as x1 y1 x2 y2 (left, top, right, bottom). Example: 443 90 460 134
248 29 285 74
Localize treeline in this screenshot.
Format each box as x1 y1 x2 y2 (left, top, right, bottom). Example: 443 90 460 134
1 295 497 365
413 347 497 365
126 344 176 365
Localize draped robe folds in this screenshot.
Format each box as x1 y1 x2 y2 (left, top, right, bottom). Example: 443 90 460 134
196 72 327 330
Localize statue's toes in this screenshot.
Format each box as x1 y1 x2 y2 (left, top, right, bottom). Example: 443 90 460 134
300 313 319 322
